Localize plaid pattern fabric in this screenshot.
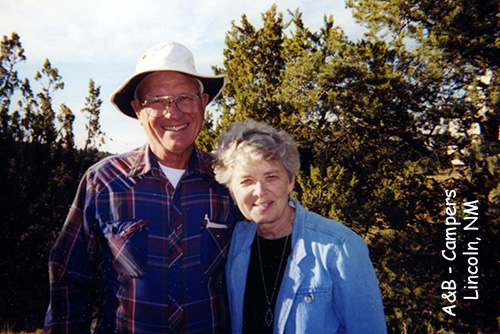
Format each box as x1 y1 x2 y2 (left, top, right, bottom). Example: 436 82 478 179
44 144 237 333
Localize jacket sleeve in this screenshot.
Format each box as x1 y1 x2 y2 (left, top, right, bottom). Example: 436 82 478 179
44 171 102 334
331 233 387 334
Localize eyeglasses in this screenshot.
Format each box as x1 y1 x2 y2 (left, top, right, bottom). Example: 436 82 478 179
140 93 201 116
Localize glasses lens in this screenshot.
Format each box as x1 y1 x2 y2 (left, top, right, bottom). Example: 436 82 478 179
175 94 200 114
142 94 200 117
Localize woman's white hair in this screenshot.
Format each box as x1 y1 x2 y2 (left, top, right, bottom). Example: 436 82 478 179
212 119 300 186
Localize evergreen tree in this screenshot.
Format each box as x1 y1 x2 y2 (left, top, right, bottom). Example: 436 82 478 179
217 4 286 130
346 1 500 331
18 78 37 143
0 32 25 140
0 32 107 331
32 59 64 144
81 78 104 152
196 110 217 153
57 103 75 150
216 4 499 333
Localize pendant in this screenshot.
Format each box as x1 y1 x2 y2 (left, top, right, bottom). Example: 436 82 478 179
265 308 273 327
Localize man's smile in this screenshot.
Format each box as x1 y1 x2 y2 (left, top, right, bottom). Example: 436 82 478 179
162 123 189 131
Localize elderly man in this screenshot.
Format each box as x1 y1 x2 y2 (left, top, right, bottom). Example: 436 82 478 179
44 42 238 333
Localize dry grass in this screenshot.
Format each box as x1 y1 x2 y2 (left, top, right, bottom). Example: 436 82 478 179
0 329 43 334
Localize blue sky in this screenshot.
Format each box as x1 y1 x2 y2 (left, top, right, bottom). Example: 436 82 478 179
2 0 365 153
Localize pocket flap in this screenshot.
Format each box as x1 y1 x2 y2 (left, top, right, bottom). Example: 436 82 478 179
104 219 149 278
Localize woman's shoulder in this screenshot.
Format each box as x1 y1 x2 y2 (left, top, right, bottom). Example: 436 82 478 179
231 220 258 243
295 202 364 246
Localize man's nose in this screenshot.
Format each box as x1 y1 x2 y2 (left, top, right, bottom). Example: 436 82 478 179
163 100 183 118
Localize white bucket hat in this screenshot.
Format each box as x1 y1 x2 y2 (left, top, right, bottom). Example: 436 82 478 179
110 42 227 118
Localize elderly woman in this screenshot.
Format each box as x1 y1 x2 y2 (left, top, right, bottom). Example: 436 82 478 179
212 119 387 334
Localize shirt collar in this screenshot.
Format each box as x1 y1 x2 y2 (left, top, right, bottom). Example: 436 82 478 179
127 143 215 182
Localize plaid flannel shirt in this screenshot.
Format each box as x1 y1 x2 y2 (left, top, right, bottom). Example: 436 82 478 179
44 144 238 333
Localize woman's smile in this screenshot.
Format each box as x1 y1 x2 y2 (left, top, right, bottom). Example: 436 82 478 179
229 159 295 239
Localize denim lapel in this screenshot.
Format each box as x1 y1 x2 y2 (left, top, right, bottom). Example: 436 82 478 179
274 200 307 333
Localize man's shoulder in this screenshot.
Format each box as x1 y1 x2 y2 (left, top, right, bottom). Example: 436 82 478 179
84 147 144 185
194 146 212 160
91 148 141 170
192 146 213 170
190 146 218 182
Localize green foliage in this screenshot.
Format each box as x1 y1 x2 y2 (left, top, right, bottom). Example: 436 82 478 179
0 33 107 332
57 103 75 150
214 3 500 333
217 4 287 129
1 1 499 331
81 78 104 151
196 110 217 153
1 32 25 139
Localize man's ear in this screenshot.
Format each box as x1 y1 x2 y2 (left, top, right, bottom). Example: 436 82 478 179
200 93 209 110
130 100 143 125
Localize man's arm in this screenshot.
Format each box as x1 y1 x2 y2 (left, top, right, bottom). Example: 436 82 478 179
44 174 101 334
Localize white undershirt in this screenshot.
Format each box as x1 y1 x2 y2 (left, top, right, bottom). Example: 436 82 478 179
159 163 186 188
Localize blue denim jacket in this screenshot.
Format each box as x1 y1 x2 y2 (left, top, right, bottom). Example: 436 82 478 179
226 200 387 333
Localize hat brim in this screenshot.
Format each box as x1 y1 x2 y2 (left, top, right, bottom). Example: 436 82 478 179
110 71 227 119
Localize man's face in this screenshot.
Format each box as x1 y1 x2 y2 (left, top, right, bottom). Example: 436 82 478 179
131 71 208 167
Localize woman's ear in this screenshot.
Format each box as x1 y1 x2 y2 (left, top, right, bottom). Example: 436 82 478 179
228 188 236 202
288 175 296 194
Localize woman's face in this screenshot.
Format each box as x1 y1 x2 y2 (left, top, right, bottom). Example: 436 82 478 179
229 158 295 235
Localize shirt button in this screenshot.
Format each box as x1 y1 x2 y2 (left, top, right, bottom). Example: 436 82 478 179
304 295 313 303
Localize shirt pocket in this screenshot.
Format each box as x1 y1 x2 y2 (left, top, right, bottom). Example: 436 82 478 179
200 217 231 276
289 286 336 331
295 286 332 304
104 219 149 278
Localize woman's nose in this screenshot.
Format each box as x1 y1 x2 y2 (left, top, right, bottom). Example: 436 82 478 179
253 181 267 196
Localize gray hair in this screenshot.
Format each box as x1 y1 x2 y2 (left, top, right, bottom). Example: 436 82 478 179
212 119 300 186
